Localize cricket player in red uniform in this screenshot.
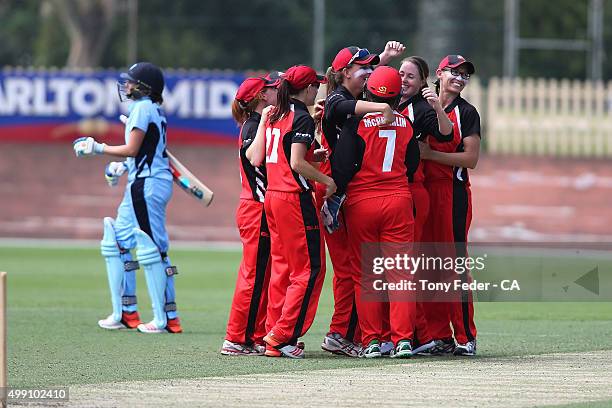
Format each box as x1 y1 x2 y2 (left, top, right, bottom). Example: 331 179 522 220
324 66 419 358
247 65 331 359
398 56 454 355
221 73 280 356
420 55 481 356
318 43 405 357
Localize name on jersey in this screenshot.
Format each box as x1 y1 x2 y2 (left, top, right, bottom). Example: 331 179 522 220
363 115 407 128
295 132 313 140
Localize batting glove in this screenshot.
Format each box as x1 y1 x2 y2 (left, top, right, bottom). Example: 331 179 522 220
73 136 106 157
104 161 128 187
321 193 346 234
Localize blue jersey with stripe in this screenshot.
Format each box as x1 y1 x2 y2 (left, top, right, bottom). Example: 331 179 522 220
124 97 173 182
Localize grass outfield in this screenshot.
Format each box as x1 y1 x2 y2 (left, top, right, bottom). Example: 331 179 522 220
2 246 612 388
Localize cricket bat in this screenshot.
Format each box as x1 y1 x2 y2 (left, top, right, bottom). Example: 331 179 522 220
119 115 214 207
167 150 214 207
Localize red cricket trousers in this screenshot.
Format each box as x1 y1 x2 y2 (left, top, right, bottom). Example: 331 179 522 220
409 181 433 345
421 180 477 344
264 190 326 344
315 183 360 343
225 199 271 345
410 181 430 243
344 194 416 346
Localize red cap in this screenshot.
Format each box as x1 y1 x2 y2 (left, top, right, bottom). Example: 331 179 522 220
282 65 326 90
437 55 475 74
332 46 380 71
366 66 402 98
235 77 266 103
263 71 283 88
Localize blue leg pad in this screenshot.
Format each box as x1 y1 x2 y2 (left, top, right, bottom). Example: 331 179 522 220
163 257 178 320
134 228 167 329
100 217 124 322
121 251 138 313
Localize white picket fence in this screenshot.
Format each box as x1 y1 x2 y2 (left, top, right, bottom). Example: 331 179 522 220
462 77 612 157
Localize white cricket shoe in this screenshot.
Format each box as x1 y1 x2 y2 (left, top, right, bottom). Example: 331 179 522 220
220 340 263 356
454 340 477 356
253 343 266 354
390 340 412 359
98 315 128 330
279 344 305 359
321 332 361 358
137 321 168 334
263 331 305 359
359 341 382 358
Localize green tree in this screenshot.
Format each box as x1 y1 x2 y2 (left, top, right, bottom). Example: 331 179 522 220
0 0 42 66
50 0 118 68
414 0 469 73
0 0 610 81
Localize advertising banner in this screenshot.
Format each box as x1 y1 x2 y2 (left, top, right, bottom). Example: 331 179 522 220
0 68 245 144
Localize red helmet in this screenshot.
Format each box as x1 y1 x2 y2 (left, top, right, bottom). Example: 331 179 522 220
366 66 402 98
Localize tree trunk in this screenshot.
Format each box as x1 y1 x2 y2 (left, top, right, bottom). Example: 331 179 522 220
50 0 117 68
415 0 468 77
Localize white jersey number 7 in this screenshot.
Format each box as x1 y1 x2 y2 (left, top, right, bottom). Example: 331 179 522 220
379 129 397 172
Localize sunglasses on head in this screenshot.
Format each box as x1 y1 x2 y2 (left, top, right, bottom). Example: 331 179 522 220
443 68 470 80
348 48 371 66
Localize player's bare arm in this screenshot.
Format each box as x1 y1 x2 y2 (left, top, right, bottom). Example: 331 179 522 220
354 101 394 125
246 105 273 166
313 98 325 122
419 134 480 169
310 147 329 163
421 87 454 135
72 128 145 158
290 142 336 198
103 128 146 158
377 40 406 66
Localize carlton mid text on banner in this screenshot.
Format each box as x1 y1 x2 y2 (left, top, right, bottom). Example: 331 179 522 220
0 68 246 144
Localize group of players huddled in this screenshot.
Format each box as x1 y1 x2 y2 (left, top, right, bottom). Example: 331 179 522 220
72 41 479 358
223 41 482 359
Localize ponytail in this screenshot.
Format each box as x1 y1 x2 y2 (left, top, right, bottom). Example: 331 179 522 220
325 66 344 96
231 98 259 125
269 79 296 124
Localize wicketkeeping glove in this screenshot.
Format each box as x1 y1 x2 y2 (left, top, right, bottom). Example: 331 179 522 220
73 136 106 157
104 161 128 187
321 193 346 234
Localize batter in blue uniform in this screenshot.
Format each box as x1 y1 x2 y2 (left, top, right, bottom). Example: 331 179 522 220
73 62 182 334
